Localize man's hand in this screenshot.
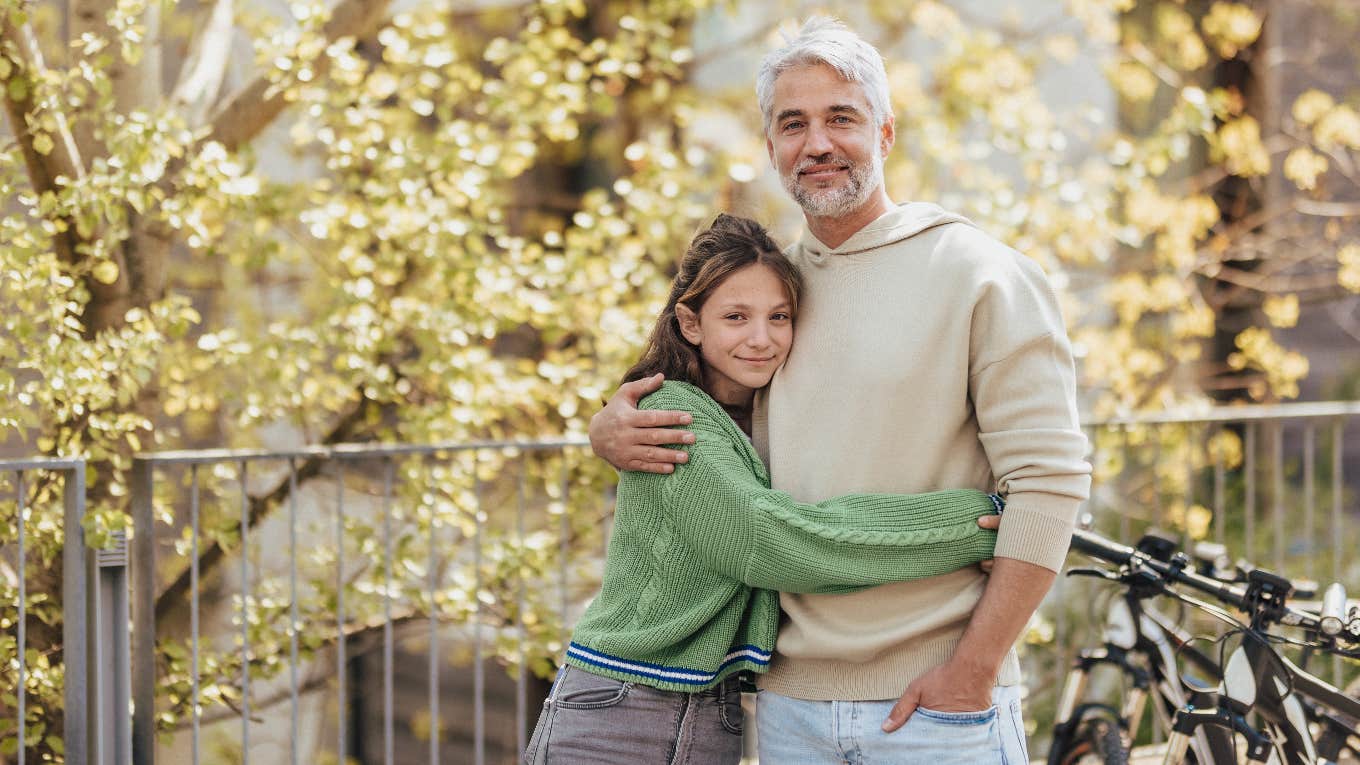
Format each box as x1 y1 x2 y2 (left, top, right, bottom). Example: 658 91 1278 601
976 512 1000 573
881 657 994 732
883 555 1057 732
588 373 696 473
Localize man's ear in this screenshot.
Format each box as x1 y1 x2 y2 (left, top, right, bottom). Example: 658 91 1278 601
675 304 702 345
766 136 776 168
879 115 896 156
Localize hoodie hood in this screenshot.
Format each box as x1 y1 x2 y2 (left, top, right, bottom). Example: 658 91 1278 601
798 202 974 265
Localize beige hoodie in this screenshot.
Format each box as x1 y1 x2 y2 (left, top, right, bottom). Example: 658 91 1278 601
753 202 1091 700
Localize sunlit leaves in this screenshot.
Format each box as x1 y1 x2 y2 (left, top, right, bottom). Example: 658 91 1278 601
1262 294 1299 329
1200 2 1262 59
1284 146 1328 191
1227 327 1309 399
5 2 1360 759
1339 244 1360 293
1211 116 1269 177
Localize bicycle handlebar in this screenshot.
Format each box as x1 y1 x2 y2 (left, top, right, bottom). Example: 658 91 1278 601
1070 529 1360 646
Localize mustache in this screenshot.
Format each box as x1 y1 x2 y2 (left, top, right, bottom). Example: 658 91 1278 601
794 154 854 173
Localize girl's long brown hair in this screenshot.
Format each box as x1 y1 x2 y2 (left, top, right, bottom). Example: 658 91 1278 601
622 214 803 390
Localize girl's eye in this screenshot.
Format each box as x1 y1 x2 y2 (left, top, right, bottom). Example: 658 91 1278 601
724 313 745 321
771 312 791 321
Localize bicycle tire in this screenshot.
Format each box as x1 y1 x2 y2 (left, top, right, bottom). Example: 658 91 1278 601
1051 713 1130 765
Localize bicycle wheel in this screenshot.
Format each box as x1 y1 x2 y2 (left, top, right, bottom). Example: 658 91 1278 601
1051 712 1130 765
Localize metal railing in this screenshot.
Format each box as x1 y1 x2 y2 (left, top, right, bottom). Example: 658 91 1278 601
1045 400 1360 732
6 400 1358 763
128 439 598 765
2 457 130 765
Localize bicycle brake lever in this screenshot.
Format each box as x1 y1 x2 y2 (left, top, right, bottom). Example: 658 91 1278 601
1066 567 1120 581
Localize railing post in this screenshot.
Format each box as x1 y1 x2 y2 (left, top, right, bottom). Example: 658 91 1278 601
62 462 91 765
130 459 155 765
97 529 132 765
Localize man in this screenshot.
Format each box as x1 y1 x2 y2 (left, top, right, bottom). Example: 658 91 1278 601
590 17 1091 763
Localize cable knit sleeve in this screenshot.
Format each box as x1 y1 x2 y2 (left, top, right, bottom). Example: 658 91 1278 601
660 417 999 594
968 248 1092 572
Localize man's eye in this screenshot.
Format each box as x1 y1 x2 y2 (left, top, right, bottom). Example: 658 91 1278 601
781 121 803 132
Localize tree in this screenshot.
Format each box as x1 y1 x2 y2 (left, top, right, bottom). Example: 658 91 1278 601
2 0 1357 761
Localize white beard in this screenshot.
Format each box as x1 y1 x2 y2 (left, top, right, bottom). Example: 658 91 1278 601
782 148 883 219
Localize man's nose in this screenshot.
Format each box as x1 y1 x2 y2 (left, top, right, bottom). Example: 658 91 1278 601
804 124 833 156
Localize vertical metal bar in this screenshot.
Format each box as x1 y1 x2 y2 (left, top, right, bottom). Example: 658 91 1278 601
335 467 347 765
61 463 90 765
17 471 26 765
1330 421 1343 585
1183 425 1195 547
287 459 300 765
1119 427 1131 541
240 461 251 765
191 467 202 765
429 460 440 765
560 456 570 650
474 452 485 765
382 458 395 765
1303 425 1316 580
1245 424 1257 562
1213 429 1226 546
1271 424 1285 572
131 459 156 765
1332 420 1344 687
516 460 528 758
1151 428 1163 529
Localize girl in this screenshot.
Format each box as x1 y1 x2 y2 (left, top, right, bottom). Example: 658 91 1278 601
522 214 1002 764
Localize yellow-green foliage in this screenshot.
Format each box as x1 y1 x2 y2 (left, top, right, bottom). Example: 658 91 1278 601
3 0 1359 760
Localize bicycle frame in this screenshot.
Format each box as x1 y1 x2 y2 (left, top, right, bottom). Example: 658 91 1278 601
1050 584 1236 764
1161 637 1360 764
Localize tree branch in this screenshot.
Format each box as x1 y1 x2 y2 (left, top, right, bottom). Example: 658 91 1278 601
169 0 235 127
0 11 85 261
1296 198 1360 217
203 0 395 153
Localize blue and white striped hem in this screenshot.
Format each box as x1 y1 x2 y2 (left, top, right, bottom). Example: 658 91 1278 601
565 642 771 687
988 493 1006 514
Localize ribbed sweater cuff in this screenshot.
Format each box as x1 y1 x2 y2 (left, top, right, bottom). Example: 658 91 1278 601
993 492 1078 572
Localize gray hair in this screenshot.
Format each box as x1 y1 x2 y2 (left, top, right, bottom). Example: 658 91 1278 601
755 16 893 137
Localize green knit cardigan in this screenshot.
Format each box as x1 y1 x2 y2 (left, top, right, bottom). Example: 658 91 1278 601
565 380 1001 692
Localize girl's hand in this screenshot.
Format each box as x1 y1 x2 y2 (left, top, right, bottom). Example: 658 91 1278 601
976 512 1001 573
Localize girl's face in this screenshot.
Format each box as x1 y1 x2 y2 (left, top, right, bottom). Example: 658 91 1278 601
676 263 794 406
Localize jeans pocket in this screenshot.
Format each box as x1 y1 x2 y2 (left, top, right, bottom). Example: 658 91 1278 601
716 688 744 735
1000 698 1029 765
914 705 998 725
554 673 632 710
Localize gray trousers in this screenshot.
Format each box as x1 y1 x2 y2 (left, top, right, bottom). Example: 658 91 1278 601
522 665 745 765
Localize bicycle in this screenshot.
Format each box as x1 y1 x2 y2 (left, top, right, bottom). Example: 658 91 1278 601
1048 530 1237 765
1066 528 1360 764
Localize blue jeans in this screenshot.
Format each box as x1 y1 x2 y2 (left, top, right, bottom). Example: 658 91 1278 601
755 685 1029 764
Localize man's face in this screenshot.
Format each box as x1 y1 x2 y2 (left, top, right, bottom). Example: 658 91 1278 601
766 63 894 219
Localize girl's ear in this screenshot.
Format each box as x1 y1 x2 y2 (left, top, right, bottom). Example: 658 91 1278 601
675 304 702 345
